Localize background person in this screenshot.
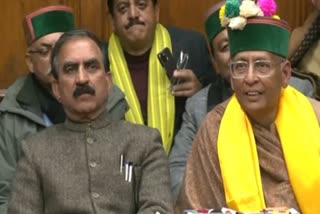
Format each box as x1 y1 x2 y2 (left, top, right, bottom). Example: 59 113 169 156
169 0 232 201
106 0 216 153
0 6 75 213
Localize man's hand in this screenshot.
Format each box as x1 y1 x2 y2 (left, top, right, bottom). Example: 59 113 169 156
170 69 202 97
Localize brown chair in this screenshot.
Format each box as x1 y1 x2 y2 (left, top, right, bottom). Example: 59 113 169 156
0 89 6 102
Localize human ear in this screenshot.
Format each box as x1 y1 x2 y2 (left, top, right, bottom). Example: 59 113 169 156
281 60 292 88
51 79 61 102
25 51 35 73
106 72 113 93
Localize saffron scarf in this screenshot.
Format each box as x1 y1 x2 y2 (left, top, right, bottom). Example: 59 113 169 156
217 86 320 213
108 24 175 154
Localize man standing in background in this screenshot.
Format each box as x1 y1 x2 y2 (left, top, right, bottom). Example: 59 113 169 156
169 0 232 200
106 0 215 153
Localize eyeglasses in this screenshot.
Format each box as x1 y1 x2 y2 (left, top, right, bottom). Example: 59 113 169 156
229 59 284 79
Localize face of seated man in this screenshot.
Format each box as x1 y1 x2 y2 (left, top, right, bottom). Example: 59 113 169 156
26 32 63 91
211 29 231 81
230 51 291 127
52 36 111 122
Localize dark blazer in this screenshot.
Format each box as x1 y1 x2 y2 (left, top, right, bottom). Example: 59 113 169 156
8 111 174 214
168 26 215 141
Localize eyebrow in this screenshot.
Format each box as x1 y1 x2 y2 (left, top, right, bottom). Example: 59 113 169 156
61 58 102 71
116 0 128 5
35 43 53 49
217 39 229 47
62 61 79 71
84 58 100 66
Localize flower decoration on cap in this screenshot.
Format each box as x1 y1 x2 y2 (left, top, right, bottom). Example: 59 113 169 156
257 0 277 17
219 4 228 26
220 0 280 30
240 0 263 18
225 0 240 18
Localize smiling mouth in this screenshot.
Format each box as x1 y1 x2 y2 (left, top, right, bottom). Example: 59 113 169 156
244 91 263 101
246 91 261 96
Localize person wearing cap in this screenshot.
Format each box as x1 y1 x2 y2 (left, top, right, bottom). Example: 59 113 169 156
106 0 216 154
7 29 173 214
175 0 320 213
0 6 128 213
169 0 314 202
169 0 232 201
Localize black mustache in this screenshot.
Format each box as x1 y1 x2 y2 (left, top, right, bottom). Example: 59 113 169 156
125 19 144 29
73 84 95 98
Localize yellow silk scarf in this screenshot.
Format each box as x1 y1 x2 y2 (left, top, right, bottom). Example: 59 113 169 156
217 86 320 213
108 24 175 154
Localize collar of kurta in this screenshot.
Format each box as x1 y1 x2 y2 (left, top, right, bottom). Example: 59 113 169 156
65 109 111 132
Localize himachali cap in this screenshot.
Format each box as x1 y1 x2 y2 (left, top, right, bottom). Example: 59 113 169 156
228 17 290 58
221 0 290 58
204 0 226 43
23 5 75 46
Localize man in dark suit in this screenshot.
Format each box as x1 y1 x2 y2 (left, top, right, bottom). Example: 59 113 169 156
106 0 215 154
8 29 174 213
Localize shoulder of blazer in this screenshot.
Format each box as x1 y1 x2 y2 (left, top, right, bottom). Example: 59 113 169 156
167 26 205 45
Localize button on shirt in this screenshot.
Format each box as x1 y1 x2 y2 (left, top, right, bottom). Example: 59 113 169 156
87 137 95 144
92 192 100 199
89 161 97 168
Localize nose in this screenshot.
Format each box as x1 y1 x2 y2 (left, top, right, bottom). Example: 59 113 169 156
76 68 89 84
244 64 258 85
128 4 138 18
